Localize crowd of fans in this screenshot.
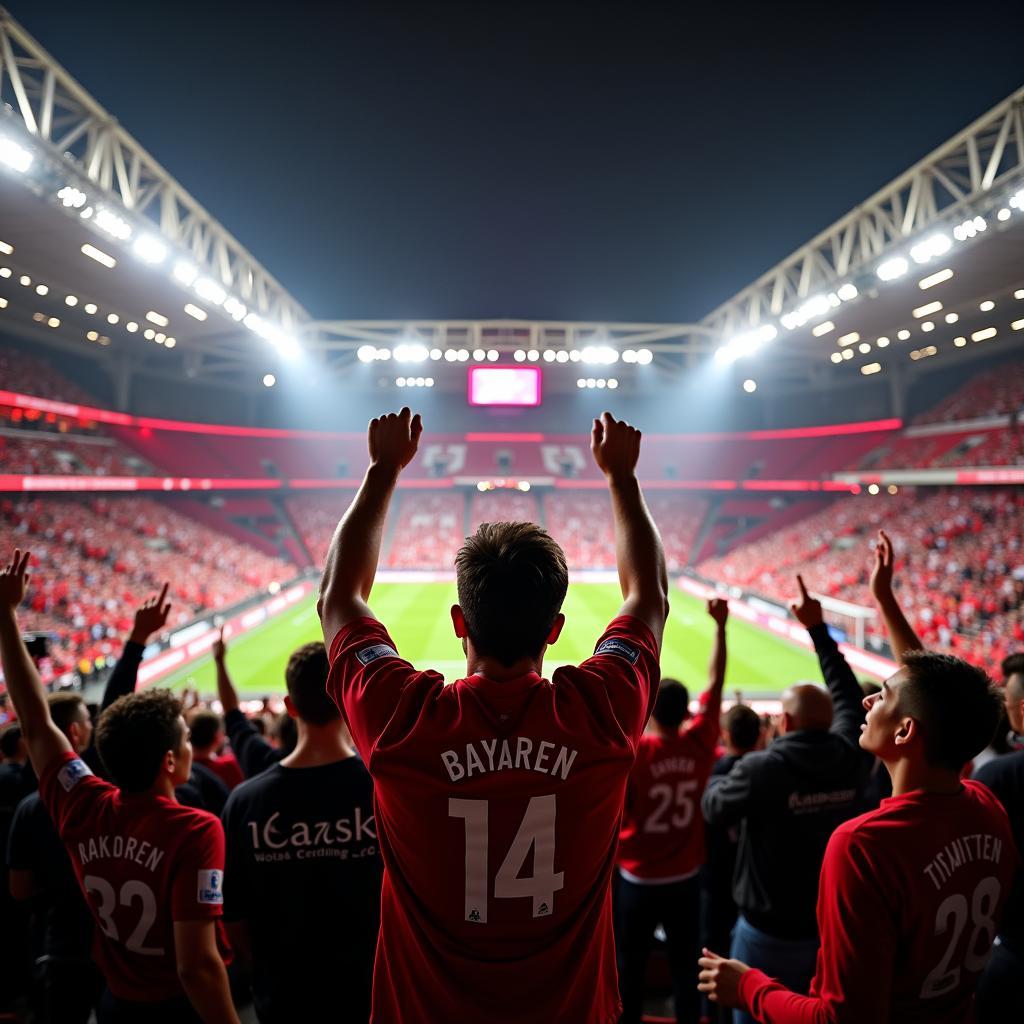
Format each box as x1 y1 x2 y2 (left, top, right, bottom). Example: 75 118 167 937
0 434 149 477
914 361 1024 425
699 488 1024 669
0 497 294 678
0 407 1019 1024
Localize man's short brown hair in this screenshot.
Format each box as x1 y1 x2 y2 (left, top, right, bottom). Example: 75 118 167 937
47 692 87 736
95 689 184 793
285 641 338 726
455 521 568 668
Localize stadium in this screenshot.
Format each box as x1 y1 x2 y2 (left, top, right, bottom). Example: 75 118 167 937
0 5 1023 1024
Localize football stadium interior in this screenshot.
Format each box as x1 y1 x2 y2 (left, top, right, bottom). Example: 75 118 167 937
1 6 1023 1022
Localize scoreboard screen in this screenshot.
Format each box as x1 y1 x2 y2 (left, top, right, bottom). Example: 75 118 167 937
467 367 542 407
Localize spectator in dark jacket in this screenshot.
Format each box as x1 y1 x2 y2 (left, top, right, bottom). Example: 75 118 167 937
701 576 870 1024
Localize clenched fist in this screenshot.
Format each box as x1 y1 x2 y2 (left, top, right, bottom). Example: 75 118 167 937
590 412 641 482
368 407 423 474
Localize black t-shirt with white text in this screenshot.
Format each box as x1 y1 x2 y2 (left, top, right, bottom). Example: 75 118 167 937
221 757 381 1023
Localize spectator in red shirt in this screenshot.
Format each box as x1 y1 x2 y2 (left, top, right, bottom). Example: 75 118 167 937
615 597 729 1024
188 711 245 791
318 408 669 1023
698 531 1017 1023
0 549 238 1024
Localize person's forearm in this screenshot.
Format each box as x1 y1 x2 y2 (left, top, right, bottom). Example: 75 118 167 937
215 659 239 715
876 593 924 663
707 624 727 709
178 958 240 1024
321 464 399 604
101 640 144 712
607 474 667 605
0 608 48 741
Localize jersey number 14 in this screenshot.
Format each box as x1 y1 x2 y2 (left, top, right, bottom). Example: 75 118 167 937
449 795 564 924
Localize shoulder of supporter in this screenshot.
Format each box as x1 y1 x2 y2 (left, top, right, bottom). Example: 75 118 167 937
973 750 1024 791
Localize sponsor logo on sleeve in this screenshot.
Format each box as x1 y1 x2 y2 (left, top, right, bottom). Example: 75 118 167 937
594 637 640 665
198 869 224 905
57 759 94 792
355 643 399 666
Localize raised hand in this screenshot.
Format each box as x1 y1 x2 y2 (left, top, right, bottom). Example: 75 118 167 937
0 550 31 611
697 948 750 1008
129 582 171 645
707 597 729 628
590 412 642 481
790 574 824 629
368 407 423 474
212 625 227 664
869 529 895 603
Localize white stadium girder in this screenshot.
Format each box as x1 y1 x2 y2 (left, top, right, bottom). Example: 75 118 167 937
703 86 1024 340
0 8 309 334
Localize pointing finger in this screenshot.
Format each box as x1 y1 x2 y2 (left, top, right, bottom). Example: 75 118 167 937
796 574 809 599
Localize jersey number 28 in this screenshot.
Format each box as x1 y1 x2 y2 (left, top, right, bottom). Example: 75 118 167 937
920 876 1001 999
449 795 564 924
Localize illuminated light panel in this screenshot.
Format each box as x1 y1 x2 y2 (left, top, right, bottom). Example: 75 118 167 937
57 186 87 209
84 303 97 315
921 321 935 333
133 235 168 264
0 298 6 309
107 313 119 325
429 348 443 361
81 243 116 268
0 240 12 255
909 233 951 264
394 343 429 363
487 349 499 362
47 317 60 328
979 300 995 312
184 303 208 321
263 374 276 388
126 322 138 333
918 268 953 289
18 275 29 286
876 337 890 348
830 352 842 363
836 283 858 301
527 350 540 362
223 297 247 321
897 329 911 341
146 311 169 327
945 313 959 324
861 362 882 376
556 350 569 363
998 208 1011 221
858 342 871 354
1011 319 1024 332
173 261 199 286
35 284 48 296
194 277 227 305
842 349 853 360
742 379 757 393
971 327 997 342
868 484 880 494
164 338 176 349
912 300 942 318
0 137 32 173
144 328 155 340
0 268 9 277
811 321 834 337
513 350 526 362
877 257 908 281
837 331 860 347
86 330 99 341
954 336 967 347
909 345 938 361
65 295 78 306
473 349 486 362
94 209 132 240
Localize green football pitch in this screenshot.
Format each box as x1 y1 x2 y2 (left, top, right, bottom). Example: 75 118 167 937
160 583 827 697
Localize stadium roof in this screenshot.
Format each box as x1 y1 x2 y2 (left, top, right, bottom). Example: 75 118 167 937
0 6 1022 399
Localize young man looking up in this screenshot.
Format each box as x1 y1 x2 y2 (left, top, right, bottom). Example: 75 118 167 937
699 531 1017 1023
0 550 238 1024
319 409 669 1023
615 598 729 1024
221 641 381 1023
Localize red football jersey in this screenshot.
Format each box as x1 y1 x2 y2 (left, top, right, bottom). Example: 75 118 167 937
39 751 229 1002
617 690 721 881
327 614 659 1023
196 750 244 791
739 780 1019 1023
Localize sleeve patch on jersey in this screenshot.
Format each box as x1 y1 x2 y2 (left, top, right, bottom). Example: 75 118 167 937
594 637 640 665
197 869 224 905
355 643 399 666
57 759 94 792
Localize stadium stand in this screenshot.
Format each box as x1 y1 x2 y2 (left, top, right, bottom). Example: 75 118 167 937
914 361 1024 424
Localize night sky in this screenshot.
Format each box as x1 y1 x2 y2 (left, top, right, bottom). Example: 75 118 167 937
10 1 1024 324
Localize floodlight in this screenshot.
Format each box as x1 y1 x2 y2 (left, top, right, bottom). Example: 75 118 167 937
877 257 908 281
0 137 32 173
194 277 227 305
133 235 168 264
173 261 199 286
263 374 276 388
95 209 132 240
